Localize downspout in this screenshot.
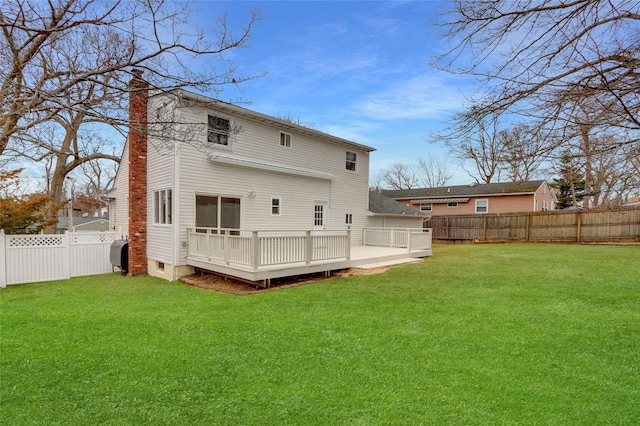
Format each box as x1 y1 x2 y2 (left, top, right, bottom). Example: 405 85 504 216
172 129 180 281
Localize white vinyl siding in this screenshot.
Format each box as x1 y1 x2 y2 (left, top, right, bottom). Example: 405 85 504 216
146 96 176 265
110 140 130 238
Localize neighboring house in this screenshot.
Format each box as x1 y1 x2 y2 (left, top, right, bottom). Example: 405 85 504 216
57 216 110 233
368 190 427 227
381 181 557 216
106 72 429 283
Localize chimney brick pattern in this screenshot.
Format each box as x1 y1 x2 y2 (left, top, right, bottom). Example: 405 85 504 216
127 70 149 275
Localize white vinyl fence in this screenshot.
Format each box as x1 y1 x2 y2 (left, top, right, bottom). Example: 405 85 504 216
0 229 123 287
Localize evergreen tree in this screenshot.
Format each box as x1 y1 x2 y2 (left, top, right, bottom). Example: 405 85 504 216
551 151 585 209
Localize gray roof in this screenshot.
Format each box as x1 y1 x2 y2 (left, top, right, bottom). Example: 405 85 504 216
368 191 426 216
57 216 109 229
381 180 547 200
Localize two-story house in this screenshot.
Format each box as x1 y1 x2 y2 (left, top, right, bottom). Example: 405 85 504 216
107 72 430 285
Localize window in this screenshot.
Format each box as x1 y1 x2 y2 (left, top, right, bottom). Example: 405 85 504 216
153 189 172 224
157 262 165 272
271 198 281 216
475 199 488 213
542 200 549 211
196 195 241 231
345 213 353 224
447 202 458 208
346 151 357 171
207 114 230 146
420 203 432 211
280 132 291 147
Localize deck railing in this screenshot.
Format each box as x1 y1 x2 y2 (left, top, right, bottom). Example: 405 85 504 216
187 228 351 270
363 227 432 252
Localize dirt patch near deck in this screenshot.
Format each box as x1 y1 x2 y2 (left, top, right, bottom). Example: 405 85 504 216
179 267 388 295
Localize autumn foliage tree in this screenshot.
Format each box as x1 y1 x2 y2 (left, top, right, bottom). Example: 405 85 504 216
0 169 59 233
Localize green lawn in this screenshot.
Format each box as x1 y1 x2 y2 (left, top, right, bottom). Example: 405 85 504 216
1 244 639 425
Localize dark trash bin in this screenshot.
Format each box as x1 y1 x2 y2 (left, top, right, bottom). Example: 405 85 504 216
110 240 128 275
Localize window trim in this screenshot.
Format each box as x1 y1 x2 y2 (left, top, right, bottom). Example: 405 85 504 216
420 203 432 211
279 132 292 148
346 151 357 172
153 189 172 225
271 197 281 216
205 111 233 149
475 199 489 214
447 202 458 208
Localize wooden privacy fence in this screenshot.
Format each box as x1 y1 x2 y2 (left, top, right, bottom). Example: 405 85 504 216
425 208 640 243
0 229 123 287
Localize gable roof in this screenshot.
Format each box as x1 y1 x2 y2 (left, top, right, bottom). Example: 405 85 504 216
162 89 377 154
368 191 426 216
381 180 547 200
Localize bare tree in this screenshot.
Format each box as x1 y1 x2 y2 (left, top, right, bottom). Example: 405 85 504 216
436 112 503 184
416 157 452 187
497 125 547 182
437 0 640 145
380 162 421 190
0 0 261 156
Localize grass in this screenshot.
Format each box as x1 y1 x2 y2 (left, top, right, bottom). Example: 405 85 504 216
1 243 639 425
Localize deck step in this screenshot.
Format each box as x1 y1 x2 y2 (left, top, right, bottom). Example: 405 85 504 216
351 257 423 270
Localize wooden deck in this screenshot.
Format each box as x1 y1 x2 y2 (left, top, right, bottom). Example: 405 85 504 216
186 228 432 286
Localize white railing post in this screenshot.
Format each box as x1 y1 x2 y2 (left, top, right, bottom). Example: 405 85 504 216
362 228 367 246
407 229 412 253
0 229 6 288
223 230 230 264
305 230 313 265
346 230 351 261
390 228 395 248
251 231 260 270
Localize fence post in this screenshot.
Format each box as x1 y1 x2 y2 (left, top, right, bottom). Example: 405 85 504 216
576 212 582 243
0 229 6 288
483 216 488 241
63 231 71 280
525 214 531 241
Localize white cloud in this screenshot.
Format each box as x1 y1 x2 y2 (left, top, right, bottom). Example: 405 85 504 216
351 72 470 121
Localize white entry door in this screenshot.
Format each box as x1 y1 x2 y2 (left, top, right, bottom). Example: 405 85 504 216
313 202 327 231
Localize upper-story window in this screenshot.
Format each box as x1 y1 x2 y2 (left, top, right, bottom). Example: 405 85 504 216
420 203 432 211
447 202 458 208
271 197 281 216
207 114 230 147
346 151 357 171
280 132 291 148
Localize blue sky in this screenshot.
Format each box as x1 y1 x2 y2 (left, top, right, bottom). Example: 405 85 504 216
195 1 477 184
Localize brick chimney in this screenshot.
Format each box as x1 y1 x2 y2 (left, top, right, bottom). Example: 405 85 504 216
127 69 149 276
